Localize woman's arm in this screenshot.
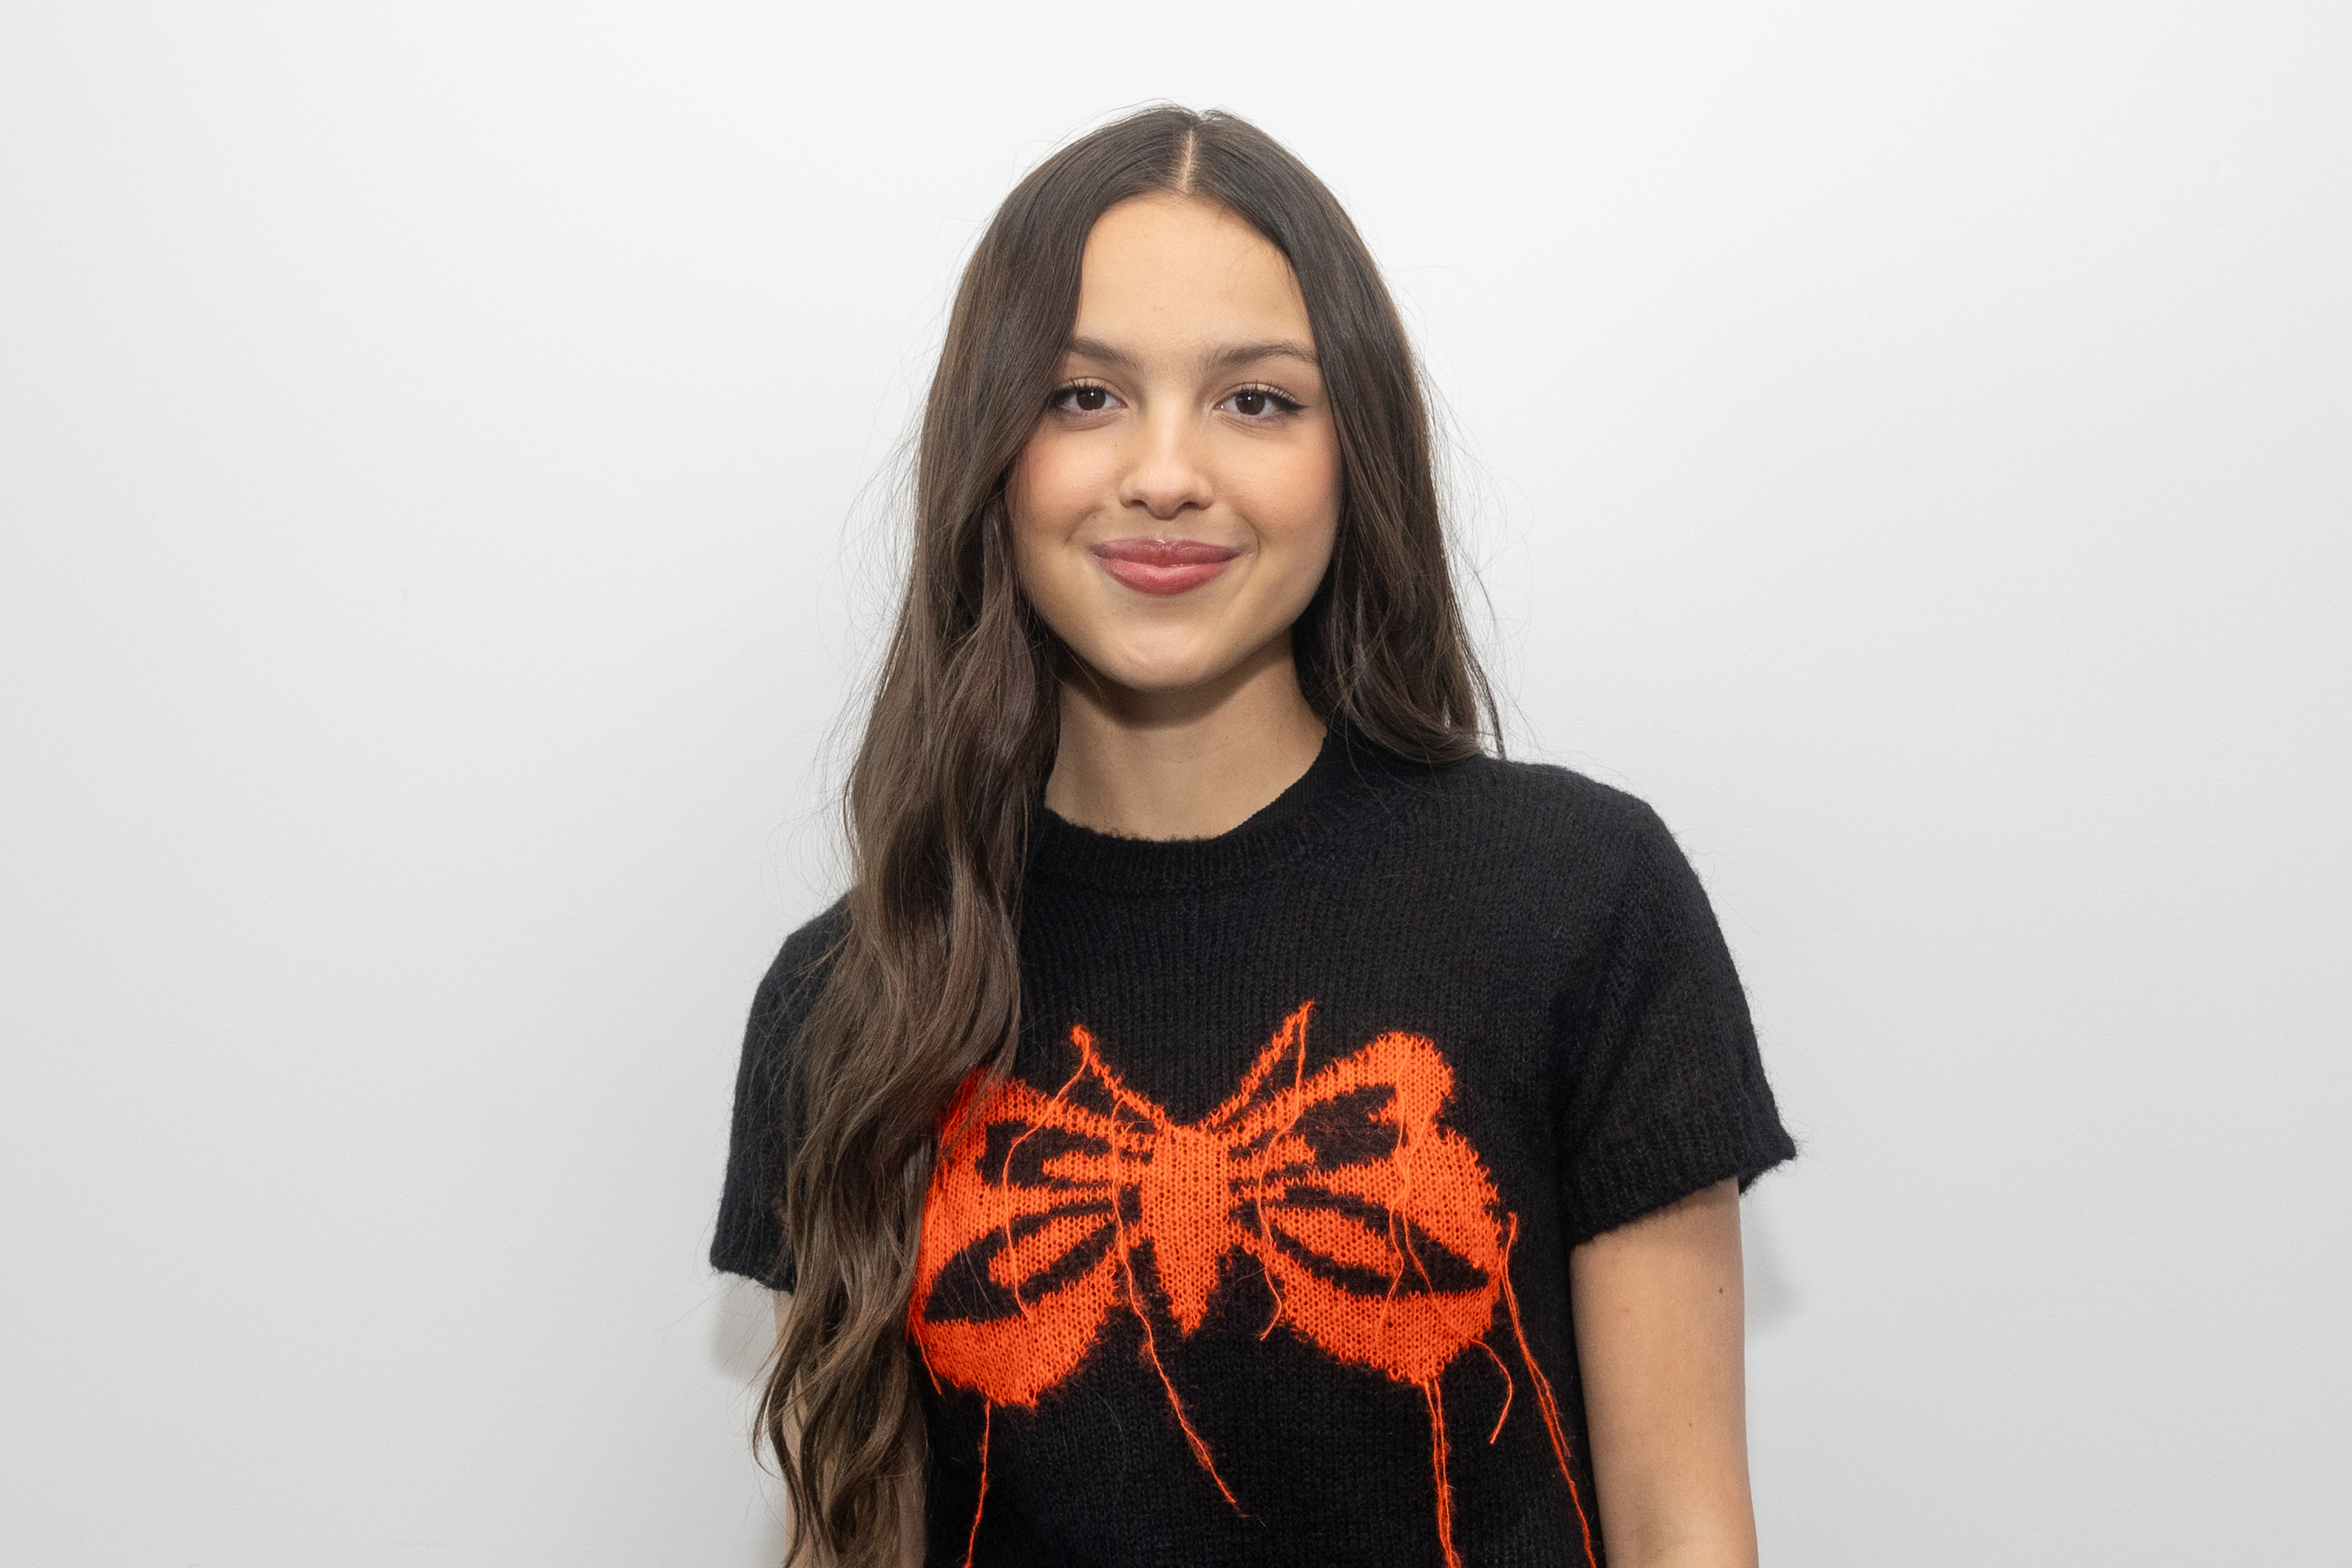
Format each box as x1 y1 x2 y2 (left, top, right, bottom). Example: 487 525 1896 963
1569 1179 1759 1568
770 1293 927 1568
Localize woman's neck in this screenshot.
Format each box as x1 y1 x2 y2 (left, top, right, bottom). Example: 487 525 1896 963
1043 635 1327 841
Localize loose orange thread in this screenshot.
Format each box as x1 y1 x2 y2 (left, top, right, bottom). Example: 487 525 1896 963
1472 1336 1515 1443
1424 1378 1458 1568
907 1004 1598 1567
1502 1215 1597 1566
961 1402 990 1568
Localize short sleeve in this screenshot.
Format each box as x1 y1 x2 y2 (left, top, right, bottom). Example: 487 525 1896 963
709 903 846 1292
1556 808 1795 1246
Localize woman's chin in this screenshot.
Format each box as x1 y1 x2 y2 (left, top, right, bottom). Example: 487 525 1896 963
1071 642 1260 705
1087 663 1228 701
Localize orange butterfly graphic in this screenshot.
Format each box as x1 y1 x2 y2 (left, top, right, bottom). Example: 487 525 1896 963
908 1003 1596 1568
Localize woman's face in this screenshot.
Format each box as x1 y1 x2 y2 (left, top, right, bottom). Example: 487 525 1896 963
1008 194 1342 698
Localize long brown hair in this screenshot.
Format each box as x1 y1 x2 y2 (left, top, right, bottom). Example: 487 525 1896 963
763 103 1498 1564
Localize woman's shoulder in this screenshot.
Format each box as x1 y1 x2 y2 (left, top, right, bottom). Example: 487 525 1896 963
750 896 850 1027
1399 748 1672 862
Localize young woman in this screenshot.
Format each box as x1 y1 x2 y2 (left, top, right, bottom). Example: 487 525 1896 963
713 106 1793 1568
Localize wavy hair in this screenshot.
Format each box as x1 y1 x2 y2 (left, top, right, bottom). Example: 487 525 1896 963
762 104 1498 1564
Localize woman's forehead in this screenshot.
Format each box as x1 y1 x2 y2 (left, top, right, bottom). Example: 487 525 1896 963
1073 195 1311 355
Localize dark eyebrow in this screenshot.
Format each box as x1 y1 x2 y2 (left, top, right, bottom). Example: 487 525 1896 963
1063 336 1142 373
1064 336 1319 376
1201 340 1319 374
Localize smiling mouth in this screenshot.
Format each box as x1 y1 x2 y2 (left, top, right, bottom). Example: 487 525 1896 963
1091 538 1242 596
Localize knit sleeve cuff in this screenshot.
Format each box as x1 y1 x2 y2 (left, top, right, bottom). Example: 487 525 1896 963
1561 1106 1795 1249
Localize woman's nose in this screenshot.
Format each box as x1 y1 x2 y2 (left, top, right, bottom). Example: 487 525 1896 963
1116 409 1214 522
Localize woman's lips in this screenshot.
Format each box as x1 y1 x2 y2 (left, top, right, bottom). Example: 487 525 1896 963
1091 537 1242 596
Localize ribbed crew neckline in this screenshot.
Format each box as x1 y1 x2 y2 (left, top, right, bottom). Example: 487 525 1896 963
1028 730 1418 894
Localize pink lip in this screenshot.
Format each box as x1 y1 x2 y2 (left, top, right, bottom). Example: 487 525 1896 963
1091 537 1242 596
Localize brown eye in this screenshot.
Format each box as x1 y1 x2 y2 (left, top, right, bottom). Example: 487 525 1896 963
1053 383 1115 414
1222 386 1300 419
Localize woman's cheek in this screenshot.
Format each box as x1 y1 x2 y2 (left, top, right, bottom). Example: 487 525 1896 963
1007 448 1102 648
1027 433 1113 531
1236 450 1341 571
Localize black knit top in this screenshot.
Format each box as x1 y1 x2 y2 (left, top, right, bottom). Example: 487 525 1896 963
713 734 1793 1568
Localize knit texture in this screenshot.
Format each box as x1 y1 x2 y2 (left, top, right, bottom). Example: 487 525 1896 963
712 734 1794 1568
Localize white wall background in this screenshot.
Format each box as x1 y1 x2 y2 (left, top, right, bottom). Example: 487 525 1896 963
4 2 2345 1563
